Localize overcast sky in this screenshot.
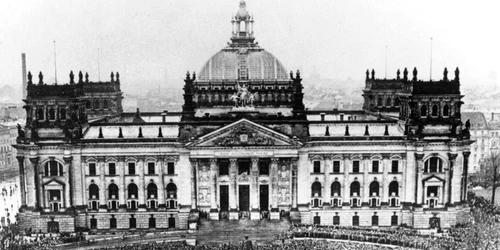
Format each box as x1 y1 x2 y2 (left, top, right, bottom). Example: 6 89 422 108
1 0 499 90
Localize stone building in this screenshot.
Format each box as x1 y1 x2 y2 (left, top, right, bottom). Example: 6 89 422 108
14 1 472 233
462 112 490 173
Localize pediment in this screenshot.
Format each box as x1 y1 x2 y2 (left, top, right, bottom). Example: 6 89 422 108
43 179 65 190
423 175 445 184
187 119 301 148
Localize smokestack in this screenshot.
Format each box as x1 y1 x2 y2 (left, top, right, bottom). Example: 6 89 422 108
22 53 27 99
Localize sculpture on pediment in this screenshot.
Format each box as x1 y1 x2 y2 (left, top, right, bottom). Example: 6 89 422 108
213 125 275 146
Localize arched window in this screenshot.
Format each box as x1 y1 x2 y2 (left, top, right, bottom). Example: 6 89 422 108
93 99 100 109
166 183 177 199
89 184 99 199
386 97 392 107
377 97 383 106
103 100 109 109
311 182 322 197
389 181 399 196
45 160 63 176
369 181 380 197
420 105 427 117
432 105 439 116
350 182 360 196
37 108 44 120
331 182 341 197
147 183 158 199
128 183 138 199
443 105 450 116
108 184 119 199
394 98 400 107
60 108 66 120
49 108 55 120
425 157 443 173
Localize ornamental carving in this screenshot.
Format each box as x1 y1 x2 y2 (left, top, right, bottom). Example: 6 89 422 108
238 172 250 182
198 187 210 204
278 164 290 204
213 125 275 146
198 165 210 186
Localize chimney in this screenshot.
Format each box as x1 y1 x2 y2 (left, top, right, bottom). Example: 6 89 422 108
21 53 27 99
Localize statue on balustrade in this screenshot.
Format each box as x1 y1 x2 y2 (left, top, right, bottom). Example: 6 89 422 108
230 82 255 108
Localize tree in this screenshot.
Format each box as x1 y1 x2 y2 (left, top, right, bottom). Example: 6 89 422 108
475 149 500 204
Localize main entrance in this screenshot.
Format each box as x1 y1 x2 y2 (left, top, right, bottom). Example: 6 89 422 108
239 185 250 211
260 185 269 211
220 185 229 211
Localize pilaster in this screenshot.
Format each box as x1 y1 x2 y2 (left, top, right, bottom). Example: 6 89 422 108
415 153 424 205
250 158 260 220
323 156 331 207
462 151 471 202
447 153 458 204
16 156 27 208
190 159 198 211
63 156 73 208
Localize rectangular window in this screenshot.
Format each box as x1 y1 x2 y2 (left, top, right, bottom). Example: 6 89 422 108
108 163 116 176
89 163 96 176
219 160 229 176
90 218 97 229
167 162 175 175
333 216 340 225
391 215 398 226
372 215 379 226
372 161 379 173
313 161 321 173
129 217 136 229
259 160 269 175
352 161 360 173
148 162 155 175
352 216 359 226
391 161 398 173
110 216 117 229
149 217 156 229
332 161 340 173
128 162 136 175
238 161 250 175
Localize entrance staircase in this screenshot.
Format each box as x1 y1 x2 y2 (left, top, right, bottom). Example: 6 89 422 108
196 219 290 246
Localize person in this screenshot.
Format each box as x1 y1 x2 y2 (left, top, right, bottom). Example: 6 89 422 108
241 235 253 250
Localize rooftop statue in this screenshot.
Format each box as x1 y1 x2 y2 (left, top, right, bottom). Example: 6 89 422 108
230 82 255 108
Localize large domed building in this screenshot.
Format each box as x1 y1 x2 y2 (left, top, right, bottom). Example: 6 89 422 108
14 1 472 233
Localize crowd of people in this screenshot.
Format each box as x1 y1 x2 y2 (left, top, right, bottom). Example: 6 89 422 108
287 224 464 250
88 240 407 250
0 225 62 250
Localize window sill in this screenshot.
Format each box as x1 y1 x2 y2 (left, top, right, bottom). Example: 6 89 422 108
311 172 324 175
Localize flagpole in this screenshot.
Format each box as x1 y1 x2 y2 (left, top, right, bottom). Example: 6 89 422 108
53 41 58 84
430 37 433 80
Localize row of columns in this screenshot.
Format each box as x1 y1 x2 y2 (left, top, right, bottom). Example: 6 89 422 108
189 157 297 212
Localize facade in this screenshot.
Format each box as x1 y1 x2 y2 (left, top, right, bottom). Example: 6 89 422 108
15 1 472 233
462 112 490 173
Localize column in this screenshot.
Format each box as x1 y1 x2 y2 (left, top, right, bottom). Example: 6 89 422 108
362 155 370 204
250 158 259 210
381 155 389 204
229 158 237 210
118 160 126 209
270 158 279 211
343 155 350 205
447 153 458 205
29 157 41 209
210 159 218 210
323 156 331 206
98 160 106 210
158 159 165 208
415 153 424 205
63 156 73 208
291 158 298 210
462 152 471 202
16 156 27 207
190 159 198 210
138 158 145 208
